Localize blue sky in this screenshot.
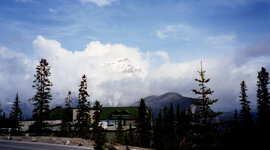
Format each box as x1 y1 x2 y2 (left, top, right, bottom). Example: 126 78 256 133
1 0 269 61
0 0 270 111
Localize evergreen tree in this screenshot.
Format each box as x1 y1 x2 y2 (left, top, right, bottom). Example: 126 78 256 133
153 109 164 150
256 67 270 127
191 62 221 149
239 81 253 127
232 109 239 129
166 103 176 149
61 91 73 137
29 58 52 135
0 100 2 117
75 74 91 139
137 99 152 148
128 123 134 146
192 62 221 126
115 115 124 144
10 93 23 135
92 100 107 150
177 108 193 141
65 91 73 108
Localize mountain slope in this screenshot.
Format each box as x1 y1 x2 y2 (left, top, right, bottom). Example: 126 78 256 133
133 92 197 116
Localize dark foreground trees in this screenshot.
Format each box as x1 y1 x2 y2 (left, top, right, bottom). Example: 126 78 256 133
138 99 152 148
239 81 253 127
61 91 73 137
10 93 23 135
75 74 91 139
92 100 107 150
29 58 53 135
256 67 270 127
255 67 270 148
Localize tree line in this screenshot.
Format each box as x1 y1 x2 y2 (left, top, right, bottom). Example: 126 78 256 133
0 58 270 150
137 63 270 150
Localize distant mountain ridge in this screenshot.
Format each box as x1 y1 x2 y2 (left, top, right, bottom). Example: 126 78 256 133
133 92 197 116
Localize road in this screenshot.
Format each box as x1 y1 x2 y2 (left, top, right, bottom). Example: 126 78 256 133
0 140 93 150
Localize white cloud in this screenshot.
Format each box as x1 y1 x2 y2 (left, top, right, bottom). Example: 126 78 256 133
80 0 118 7
87 36 98 40
48 8 57 13
206 33 237 50
0 45 34 102
154 51 169 61
32 36 149 106
1 36 268 111
156 24 193 40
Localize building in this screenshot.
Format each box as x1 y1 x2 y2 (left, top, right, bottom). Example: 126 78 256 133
21 106 138 132
72 106 138 130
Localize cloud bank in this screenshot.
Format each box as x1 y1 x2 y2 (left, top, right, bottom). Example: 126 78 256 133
0 36 269 111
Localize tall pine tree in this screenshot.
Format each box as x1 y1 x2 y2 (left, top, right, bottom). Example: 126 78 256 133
239 81 253 127
65 91 73 108
30 58 52 135
115 115 124 144
75 74 91 139
0 100 2 117
153 109 164 150
137 99 152 148
192 62 221 126
61 91 73 137
10 93 23 135
191 62 221 149
256 67 270 127
92 100 107 150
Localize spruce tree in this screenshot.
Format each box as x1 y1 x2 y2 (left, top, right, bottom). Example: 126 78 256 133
239 81 253 127
92 100 107 150
115 115 124 144
232 109 239 129
192 62 221 126
137 99 152 148
62 91 73 137
65 91 73 108
167 103 175 147
10 93 23 135
191 62 221 149
128 123 134 146
153 109 164 150
30 58 52 135
256 67 270 127
75 74 91 139
0 100 2 116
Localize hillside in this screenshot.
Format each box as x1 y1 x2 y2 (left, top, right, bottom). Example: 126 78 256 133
133 92 197 116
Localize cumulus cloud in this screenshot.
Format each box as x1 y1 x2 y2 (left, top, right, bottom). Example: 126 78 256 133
80 0 118 7
0 36 268 111
0 45 34 102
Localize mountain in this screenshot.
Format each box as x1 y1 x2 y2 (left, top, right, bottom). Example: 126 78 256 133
133 92 197 116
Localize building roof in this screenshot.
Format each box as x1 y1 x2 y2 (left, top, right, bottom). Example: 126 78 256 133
100 107 138 120
47 106 73 121
47 106 138 121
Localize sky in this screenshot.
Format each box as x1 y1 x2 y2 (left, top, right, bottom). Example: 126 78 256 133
0 0 270 111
